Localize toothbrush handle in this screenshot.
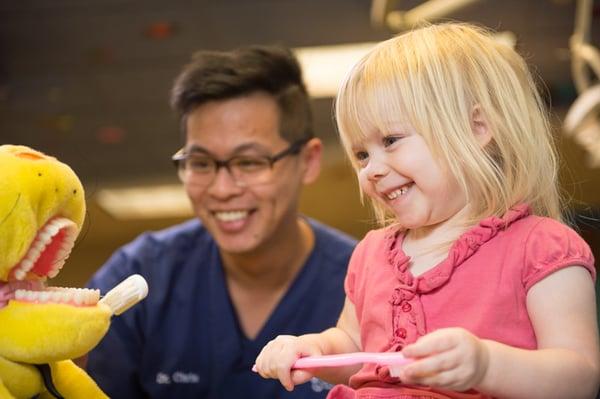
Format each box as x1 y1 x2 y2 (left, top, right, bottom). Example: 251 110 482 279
293 353 361 368
293 352 411 369
251 352 411 373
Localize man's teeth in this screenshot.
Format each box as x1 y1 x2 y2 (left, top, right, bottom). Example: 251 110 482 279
386 186 409 200
215 210 248 222
13 287 100 306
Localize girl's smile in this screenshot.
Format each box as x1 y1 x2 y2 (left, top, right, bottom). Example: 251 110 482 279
381 182 414 201
354 125 468 233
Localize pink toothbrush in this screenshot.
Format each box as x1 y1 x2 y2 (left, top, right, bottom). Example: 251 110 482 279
252 352 412 377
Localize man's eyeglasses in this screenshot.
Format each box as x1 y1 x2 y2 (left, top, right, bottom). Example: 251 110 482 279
171 139 309 187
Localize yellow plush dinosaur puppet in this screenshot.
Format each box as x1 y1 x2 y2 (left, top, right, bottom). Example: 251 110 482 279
0 145 146 399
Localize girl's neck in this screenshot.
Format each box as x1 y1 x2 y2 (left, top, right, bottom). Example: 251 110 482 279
403 204 473 260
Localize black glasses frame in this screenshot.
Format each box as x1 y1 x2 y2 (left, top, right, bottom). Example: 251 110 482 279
171 138 310 172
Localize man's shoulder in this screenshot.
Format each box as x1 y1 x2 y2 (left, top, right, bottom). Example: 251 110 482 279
310 218 356 244
308 218 357 263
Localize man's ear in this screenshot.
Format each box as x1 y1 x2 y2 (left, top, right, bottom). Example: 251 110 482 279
300 138 322 184
471 105 493 147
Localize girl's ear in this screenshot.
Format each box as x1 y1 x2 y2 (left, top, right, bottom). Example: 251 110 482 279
300 137 322 184
471 105 493 147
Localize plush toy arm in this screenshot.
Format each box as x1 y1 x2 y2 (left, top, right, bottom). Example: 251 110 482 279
0 356 43 398
0 379 16 399
37 360 108 399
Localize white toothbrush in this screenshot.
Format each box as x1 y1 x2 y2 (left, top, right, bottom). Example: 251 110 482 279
98 274 148 315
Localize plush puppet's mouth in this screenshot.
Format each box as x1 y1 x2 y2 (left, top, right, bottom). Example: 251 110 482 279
0 216 100 309
11 217 77 280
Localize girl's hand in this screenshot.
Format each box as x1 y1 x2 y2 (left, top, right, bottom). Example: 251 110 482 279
254 334 323 391
398 327 490 392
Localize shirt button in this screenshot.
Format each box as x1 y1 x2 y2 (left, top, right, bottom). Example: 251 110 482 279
395 328 407 338
401 303 412 312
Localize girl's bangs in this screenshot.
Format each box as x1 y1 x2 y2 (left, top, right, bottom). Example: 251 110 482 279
337 56 412 149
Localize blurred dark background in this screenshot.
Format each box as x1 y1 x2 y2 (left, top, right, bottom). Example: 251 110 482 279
0 0 598 286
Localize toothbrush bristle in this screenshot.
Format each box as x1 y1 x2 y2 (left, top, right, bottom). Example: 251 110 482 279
99 274 148 315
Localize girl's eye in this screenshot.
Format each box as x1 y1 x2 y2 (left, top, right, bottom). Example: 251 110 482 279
382 135 401 147
353 150 369 167
354 150 369 161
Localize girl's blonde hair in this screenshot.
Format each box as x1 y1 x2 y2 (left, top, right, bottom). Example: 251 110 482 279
335 22 563 227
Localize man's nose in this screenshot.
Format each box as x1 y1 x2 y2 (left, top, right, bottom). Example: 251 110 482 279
207 166 244 197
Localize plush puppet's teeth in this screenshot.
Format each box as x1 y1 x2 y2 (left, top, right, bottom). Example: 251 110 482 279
11 217 78 280
14 287 100 306
47 269 60 278
14 269 26 280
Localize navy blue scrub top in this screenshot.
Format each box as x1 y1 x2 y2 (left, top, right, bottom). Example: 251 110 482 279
86 218 356 398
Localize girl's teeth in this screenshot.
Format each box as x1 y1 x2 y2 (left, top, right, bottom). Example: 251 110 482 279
386 186 409 200
215 211 248 222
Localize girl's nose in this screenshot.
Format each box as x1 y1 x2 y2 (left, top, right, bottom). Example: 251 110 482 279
364 155 389 182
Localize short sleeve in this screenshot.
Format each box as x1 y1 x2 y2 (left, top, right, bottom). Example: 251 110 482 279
344 229 386 312
522 218 596 291
344 238 365 305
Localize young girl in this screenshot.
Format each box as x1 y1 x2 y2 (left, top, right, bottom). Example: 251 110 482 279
254 23 600 399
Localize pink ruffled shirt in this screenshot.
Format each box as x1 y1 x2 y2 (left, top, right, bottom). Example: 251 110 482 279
333 205 595 399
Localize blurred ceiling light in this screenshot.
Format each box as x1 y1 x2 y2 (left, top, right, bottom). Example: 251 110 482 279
294 42 378 98
371 0 481 31
96 184 192 220
294 31 514 99
564 0 600 168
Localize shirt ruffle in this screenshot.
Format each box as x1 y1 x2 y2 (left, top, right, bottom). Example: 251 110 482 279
378 205 531 380
385 204 530 293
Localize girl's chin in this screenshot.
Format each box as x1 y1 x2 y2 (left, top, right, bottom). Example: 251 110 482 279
392 211 428 230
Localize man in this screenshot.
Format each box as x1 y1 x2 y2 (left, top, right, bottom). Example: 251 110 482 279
86 45 357 398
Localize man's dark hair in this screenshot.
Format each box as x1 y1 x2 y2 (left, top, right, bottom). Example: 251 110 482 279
171 45 313 143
